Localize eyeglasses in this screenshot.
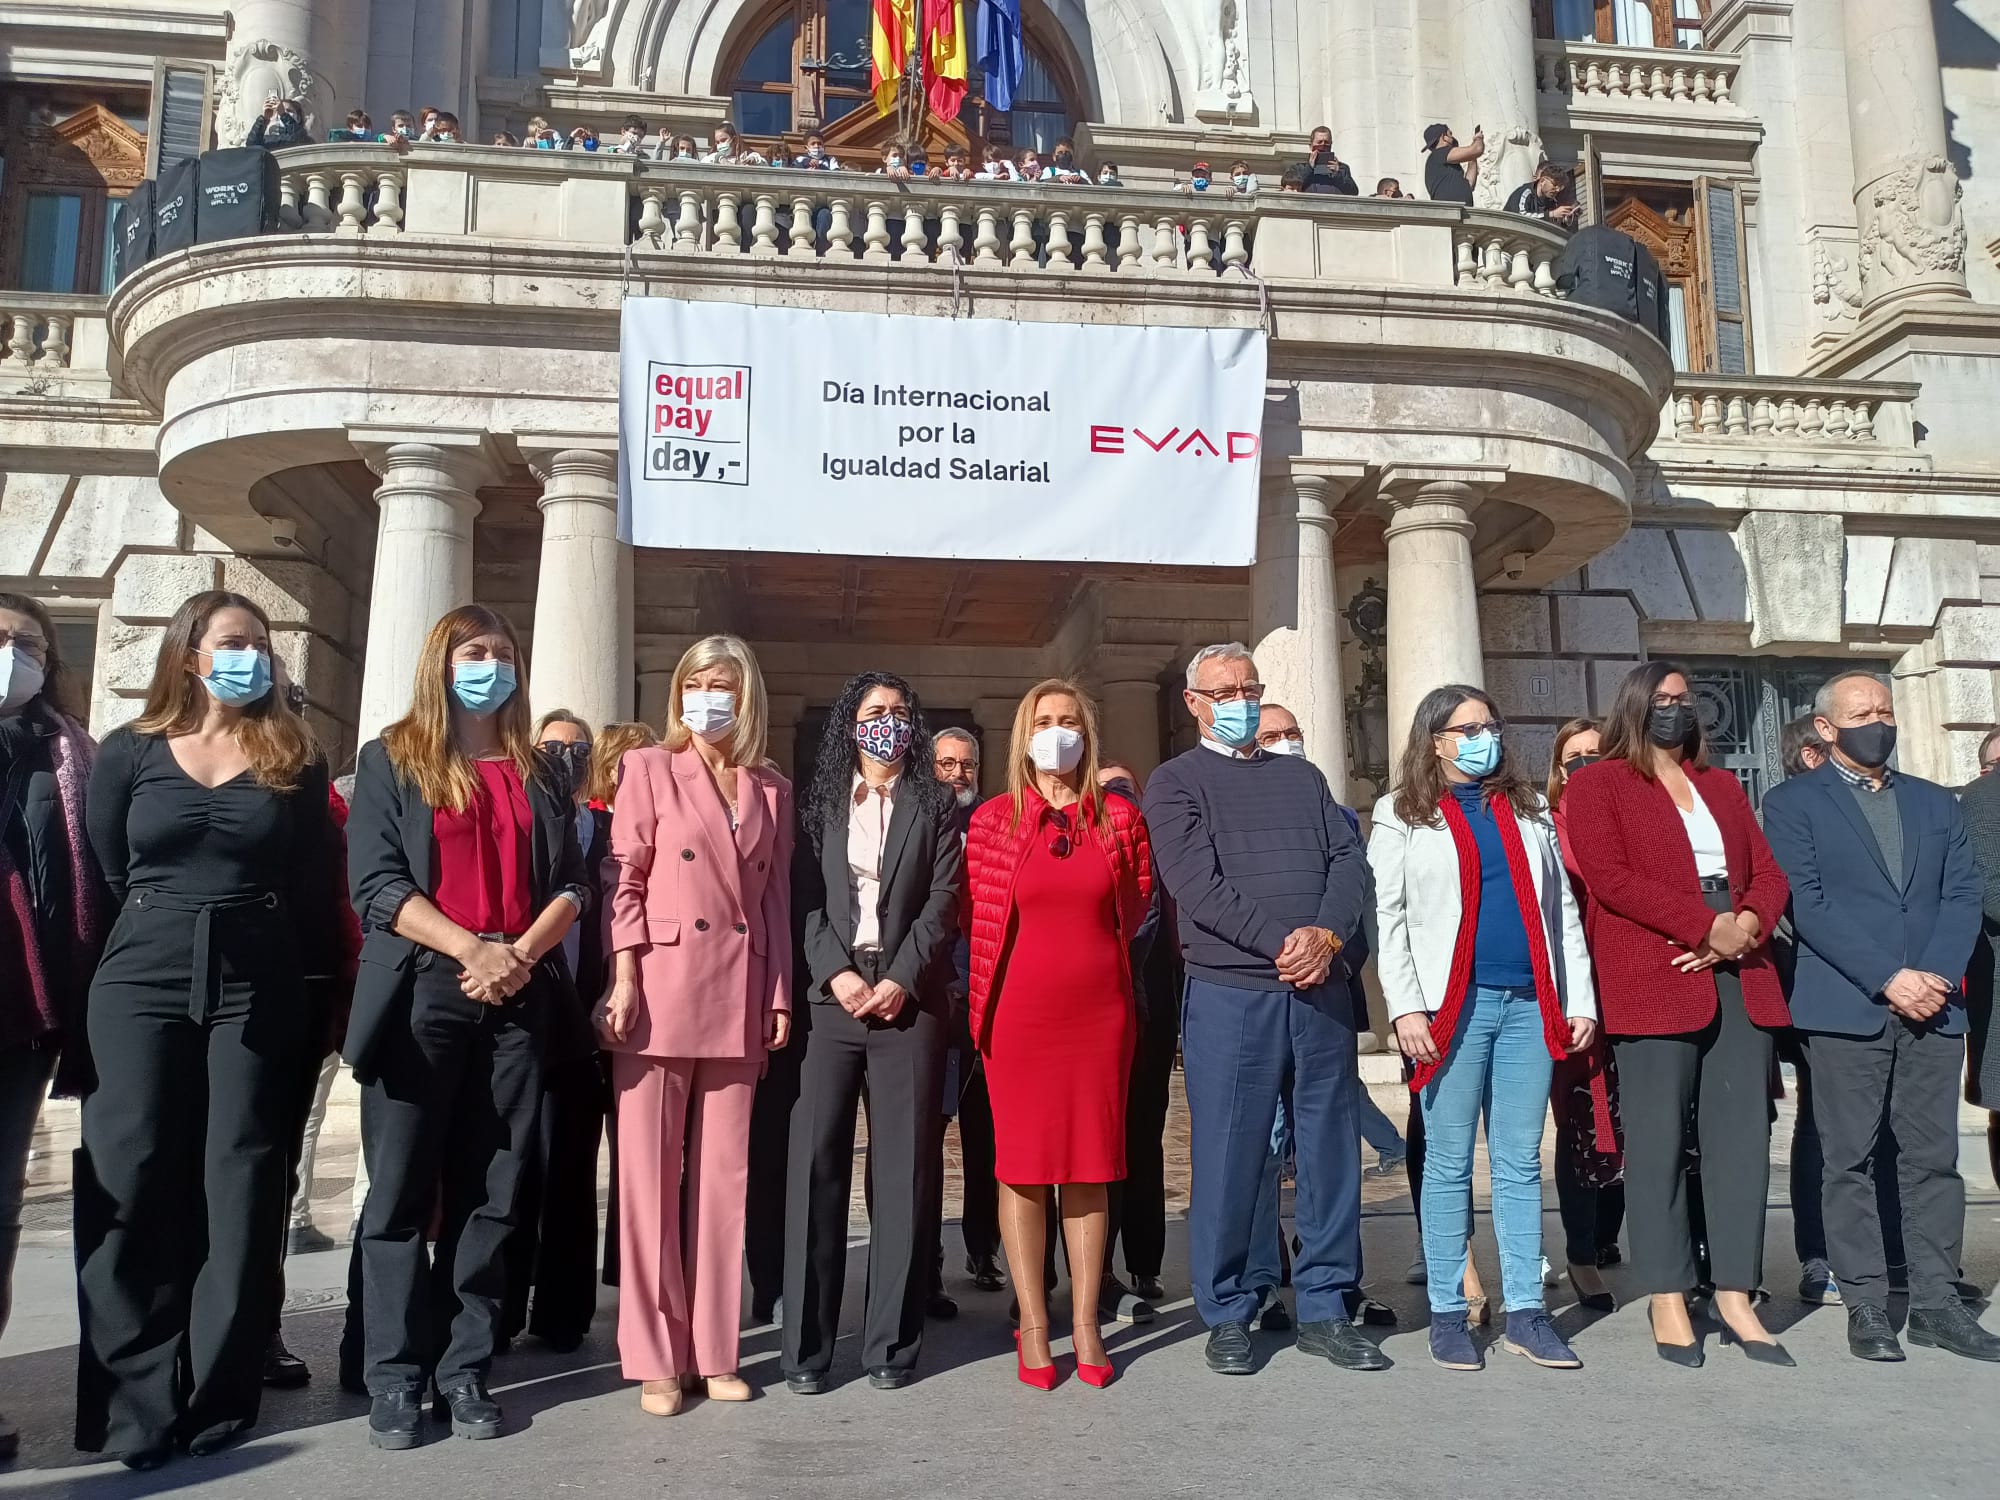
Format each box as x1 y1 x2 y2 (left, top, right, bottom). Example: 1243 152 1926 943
934 757 977 773
1256 730 1303 747
1651 693 1695 708
1439 719 1504 738
1188 683 1264 704
0 630 48 657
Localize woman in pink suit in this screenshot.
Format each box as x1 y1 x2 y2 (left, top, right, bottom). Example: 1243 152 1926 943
594 635 793 1416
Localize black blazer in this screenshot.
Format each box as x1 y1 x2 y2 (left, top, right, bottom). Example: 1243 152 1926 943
795 777 962 1007
342 737 590 1083
1762 760 1981 1038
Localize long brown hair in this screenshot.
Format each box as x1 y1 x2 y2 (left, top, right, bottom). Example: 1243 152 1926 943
132 590 316 790
1005 678 1107 835
1545 716 1603 811
0 591 79 721
1597 660 1710 779
583 720 657 806
1390 682 1542 828
381 605 536 812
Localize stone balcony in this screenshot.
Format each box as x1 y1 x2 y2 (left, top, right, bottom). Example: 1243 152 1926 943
1659 374 1926 462
1533 39 1759 168
1 292 112 395
1534 40 1742 110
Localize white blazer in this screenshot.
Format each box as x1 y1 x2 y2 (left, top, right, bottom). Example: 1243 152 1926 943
1368 790 1596 1023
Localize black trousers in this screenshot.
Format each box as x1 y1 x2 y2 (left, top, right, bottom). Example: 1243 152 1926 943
359 963 544 1394
1612 907 1772 1296
1117 1001 1179 1281
746 1027 803 1313
783 989 946 1376
74 961 310 1454
1788 1046 1904 1270
955 1050 1000 1263
1806 1020 1965 1311
499 1052 607 1347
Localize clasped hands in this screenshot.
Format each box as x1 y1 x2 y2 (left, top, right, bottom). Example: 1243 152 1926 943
1883 967 1953 1022
458 936 534 1006
1669 910 1763 974
829 969 908 1023
1276 925 1339 990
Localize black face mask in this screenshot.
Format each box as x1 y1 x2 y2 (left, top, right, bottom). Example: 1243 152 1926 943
542 740 591 781
1646 703 1698 748
1834 720 1897 769
1564 754 1601 775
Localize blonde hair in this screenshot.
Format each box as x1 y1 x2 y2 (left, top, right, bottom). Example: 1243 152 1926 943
584 720 658 805
381 605 537 812
661 633 769 767
133 590 317 790
1005 677 1107 835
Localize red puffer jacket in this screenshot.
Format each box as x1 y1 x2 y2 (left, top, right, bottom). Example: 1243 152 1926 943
966 784 1152 1050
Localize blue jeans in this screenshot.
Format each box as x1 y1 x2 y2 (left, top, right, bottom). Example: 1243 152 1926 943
1418 985 1554 1315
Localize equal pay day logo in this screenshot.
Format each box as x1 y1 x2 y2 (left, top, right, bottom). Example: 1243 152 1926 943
645 361 751 486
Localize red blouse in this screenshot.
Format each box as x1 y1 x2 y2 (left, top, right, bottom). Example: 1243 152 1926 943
431 759 534 936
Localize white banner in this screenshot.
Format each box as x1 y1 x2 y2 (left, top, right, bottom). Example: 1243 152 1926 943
617 299 1267 566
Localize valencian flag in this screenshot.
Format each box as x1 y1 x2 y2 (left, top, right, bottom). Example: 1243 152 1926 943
871 0 916 115
924 0 969 120
977 0 1023 113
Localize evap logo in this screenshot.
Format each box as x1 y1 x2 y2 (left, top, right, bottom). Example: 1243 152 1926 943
646 360 752 485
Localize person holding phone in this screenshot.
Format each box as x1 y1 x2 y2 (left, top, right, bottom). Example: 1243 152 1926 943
1299 126 1358 195
1423 122 1484 204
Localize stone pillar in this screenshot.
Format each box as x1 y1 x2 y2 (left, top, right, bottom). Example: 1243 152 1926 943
351 431 498 740
1095 669 1165 782
973 696 1020 797
1252 466 1363 800
1842 0 1967 309
1379 467 1502 764
767 693 805 781
219 0 371 143
1451 0 1543 210
523 443 631 731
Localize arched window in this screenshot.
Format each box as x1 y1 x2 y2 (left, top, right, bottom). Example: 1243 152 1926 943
725 0 1081 149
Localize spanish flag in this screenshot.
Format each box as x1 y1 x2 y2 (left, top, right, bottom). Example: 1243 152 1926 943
871 0 915 116
925 0 969 121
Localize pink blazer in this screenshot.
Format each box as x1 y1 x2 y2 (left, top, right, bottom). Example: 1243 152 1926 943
607 743 794 1060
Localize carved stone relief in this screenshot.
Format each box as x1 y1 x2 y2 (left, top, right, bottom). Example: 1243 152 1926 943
1856 153 1968 299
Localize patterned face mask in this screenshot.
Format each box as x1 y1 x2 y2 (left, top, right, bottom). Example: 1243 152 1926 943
855 713 914 765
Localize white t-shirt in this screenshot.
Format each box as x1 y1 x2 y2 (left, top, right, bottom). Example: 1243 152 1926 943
1679 785 1727 878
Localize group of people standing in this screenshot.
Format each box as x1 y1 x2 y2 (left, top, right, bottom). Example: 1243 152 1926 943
4 588 2000 1471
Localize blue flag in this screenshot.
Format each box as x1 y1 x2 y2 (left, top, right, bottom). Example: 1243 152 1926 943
977 0 1024 113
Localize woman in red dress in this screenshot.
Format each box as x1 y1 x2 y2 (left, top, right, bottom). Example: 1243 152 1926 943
966 679 1151 1390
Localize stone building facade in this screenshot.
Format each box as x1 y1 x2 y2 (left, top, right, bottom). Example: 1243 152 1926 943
5 0 2000 812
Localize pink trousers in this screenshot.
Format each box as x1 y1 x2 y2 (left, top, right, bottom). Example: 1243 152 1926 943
611 1051 761 1381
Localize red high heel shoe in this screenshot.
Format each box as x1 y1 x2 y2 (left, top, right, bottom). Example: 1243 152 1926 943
1015 1329 1060 1391
1076 1355 1116 1388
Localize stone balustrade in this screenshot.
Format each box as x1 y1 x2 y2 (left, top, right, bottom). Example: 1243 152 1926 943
1663 375 1922 448
1 293 110 390
1535 41 1739 109
246 143 1573 297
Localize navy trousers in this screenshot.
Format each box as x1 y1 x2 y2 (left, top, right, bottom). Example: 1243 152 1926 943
1183 975 1361 1327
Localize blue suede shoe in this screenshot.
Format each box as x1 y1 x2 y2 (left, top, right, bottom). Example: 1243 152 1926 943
1428 1314 1482 1371
1502 1310 1583 1369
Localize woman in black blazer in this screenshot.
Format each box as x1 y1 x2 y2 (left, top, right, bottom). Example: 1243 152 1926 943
781 671 962 1392
343 605 586 1451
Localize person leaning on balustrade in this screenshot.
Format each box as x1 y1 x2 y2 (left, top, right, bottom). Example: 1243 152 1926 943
594 635 792 1418
703 122 767 166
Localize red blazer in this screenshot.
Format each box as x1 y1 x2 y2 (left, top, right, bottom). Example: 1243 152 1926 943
1561 758 1791 1036
965 785 1152 1050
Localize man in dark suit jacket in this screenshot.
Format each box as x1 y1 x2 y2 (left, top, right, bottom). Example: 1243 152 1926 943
1762 669 2000 1363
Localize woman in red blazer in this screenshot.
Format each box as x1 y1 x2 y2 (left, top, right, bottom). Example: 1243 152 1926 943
966 678 1151 1391
1562 661 1791 1367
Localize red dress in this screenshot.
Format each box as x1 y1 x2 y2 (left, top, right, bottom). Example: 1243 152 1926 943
967 789 1152 1186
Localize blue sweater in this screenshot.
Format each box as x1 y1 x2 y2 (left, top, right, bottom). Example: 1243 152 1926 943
1142 745 1370 991
1450 782 1534 990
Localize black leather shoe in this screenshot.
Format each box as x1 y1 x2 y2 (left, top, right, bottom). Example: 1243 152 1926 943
784 1371 827 1395
1907 1300 2000 1362
1134 1275 1165 1302
438 1379 503 1440
1256 1289 1293 1333
926 1290 959 1321
1847 1304 1907 1363
966 1254 1005 1292
1295 1317 1392 1372
1204 1321 1254 1375
867 1366 915 1390
264 1333 311 1389
367 1391 424 1451
119 1446 173 1470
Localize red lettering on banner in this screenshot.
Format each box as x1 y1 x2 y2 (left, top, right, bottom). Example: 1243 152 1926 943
1133 427 1178 452
1176 429 1221 456
1090 425 1124 454
1227 432 1260 463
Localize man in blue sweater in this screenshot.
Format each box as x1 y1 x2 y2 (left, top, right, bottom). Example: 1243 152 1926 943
1143 644 1381 1374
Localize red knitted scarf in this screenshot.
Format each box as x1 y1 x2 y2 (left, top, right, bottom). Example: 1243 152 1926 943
1411 793 1618 1149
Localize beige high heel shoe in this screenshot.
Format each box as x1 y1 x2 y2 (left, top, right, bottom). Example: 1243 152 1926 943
640 1380 683 1416
703 1373 752 1402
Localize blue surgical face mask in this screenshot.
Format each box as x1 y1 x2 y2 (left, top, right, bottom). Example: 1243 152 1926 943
452 659 517 717
1207 697 1261 749
1192 176 1211 190
201 648 272 707
1451 729 1502 779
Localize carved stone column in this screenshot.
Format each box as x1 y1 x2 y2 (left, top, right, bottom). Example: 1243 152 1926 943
766 693 806 781
1379 466 1503 765
1093 654 1170 781
973 696 1021 797
218 0 372 145
351 429 500 739
1451 0 1543 210
1842 0 1968 310
524 442 632 731
1251 465 1364 801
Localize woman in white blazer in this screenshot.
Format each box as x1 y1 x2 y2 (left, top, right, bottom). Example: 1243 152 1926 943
1371 684 1597 1375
